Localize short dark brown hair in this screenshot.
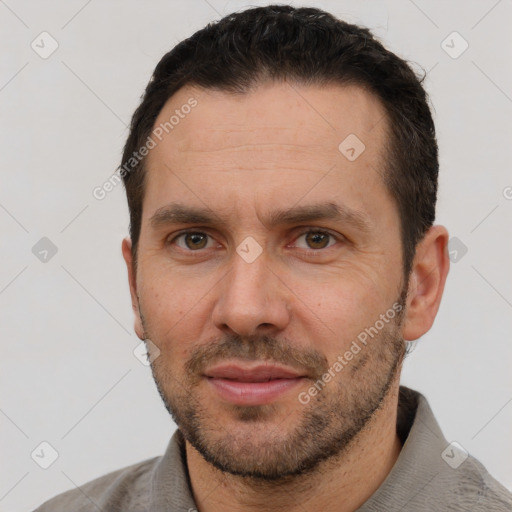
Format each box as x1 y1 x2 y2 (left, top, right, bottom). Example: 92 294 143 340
121 5 438 278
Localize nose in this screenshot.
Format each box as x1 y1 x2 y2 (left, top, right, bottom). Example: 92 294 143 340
211 247 292 337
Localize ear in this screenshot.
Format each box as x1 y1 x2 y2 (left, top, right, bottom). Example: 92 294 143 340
122 237 145 340
402 225 450 341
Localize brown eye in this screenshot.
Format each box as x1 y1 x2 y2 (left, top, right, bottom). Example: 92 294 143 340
185 233 208 249
304 231 331 249
173 232 211 250
293 230 338 251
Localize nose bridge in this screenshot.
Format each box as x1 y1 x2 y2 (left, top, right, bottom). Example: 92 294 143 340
212 243 290 335
227 246 272 309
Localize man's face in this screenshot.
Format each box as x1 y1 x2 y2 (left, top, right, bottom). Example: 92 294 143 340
128 82 408 479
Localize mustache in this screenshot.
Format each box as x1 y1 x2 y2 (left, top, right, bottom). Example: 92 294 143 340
184 334 329 381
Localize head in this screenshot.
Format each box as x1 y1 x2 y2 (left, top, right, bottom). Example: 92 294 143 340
121 5 449 480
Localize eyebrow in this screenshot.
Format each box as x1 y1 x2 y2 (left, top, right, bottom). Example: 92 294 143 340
149 201 372 234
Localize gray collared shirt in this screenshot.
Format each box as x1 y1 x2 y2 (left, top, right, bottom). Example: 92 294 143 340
34 386 512 511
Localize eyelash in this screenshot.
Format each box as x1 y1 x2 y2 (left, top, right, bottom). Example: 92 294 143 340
167 228 343 256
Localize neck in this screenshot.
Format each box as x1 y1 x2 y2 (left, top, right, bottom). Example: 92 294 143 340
185 383 402 512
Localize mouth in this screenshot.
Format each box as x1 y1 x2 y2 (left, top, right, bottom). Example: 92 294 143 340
204 362 307 406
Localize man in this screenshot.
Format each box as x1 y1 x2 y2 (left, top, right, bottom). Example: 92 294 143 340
35 5 511 511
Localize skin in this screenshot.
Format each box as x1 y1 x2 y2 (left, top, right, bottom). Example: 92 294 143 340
122 81 450 512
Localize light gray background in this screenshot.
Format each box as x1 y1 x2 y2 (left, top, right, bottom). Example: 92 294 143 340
1 1 511 510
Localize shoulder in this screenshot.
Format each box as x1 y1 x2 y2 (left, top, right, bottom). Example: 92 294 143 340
33 456 160 512
367 387 512 511
450 455 512 511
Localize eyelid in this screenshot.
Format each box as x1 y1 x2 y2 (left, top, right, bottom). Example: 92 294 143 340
168 229 219 251
289 228 344 250
167 227 345 252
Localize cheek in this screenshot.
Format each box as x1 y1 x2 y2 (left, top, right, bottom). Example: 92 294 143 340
302 271 383 316
138 271 203 347
292 275 388 350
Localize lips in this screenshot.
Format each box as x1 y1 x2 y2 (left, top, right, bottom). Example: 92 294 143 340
205 363 303 381
204 362 306 406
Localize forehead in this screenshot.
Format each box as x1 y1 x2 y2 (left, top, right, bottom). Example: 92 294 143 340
154 81 387 156
143 81 393 226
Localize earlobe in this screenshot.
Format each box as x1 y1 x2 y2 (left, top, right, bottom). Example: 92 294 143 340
121 237 145 340
401 225 450 341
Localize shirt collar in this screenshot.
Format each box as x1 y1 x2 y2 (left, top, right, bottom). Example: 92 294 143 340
358 386 487 511
148 386 484 511
150 428 196 511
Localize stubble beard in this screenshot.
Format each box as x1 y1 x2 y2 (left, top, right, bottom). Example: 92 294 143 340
142 292 407 482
